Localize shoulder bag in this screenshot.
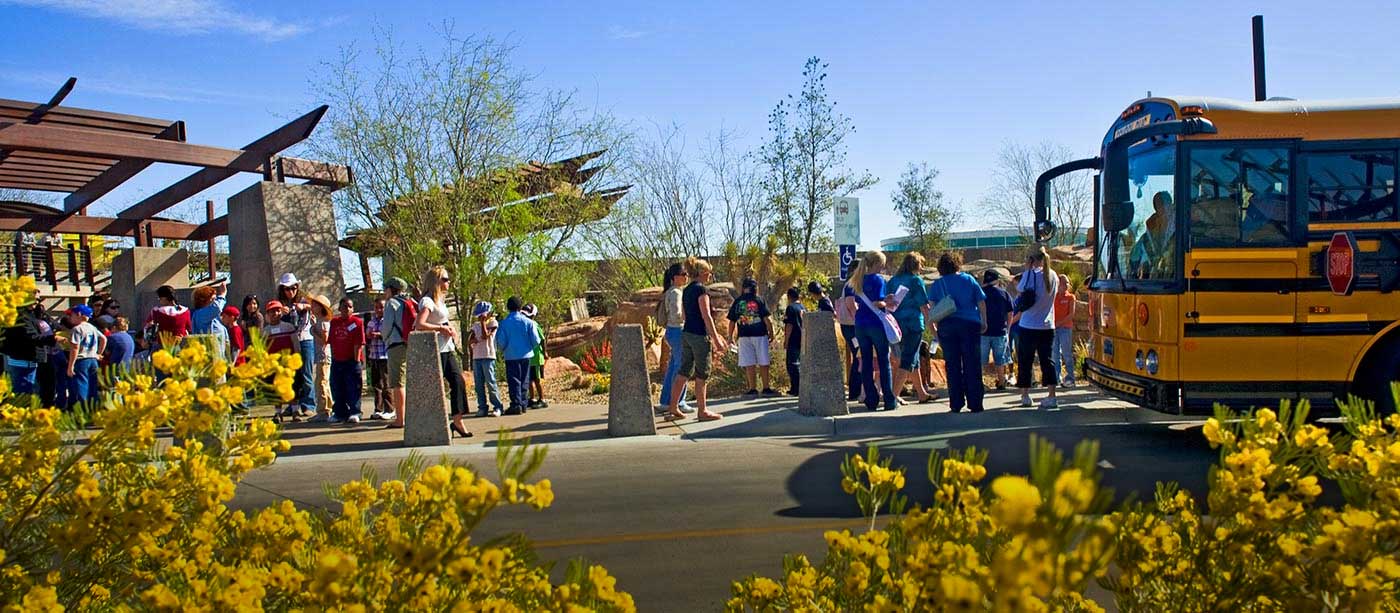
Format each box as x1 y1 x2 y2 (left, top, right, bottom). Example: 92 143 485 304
853 291 902 345
927 277 958 324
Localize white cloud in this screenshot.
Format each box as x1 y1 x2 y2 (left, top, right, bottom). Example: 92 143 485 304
607 25 648 40
0 68 290 105
2 0 310 40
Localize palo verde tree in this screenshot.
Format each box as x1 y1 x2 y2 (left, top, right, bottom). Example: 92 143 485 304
892 162 959 254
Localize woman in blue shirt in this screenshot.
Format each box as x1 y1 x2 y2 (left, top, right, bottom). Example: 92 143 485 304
847 250 897 411
928 251 988 412
888 253 933 404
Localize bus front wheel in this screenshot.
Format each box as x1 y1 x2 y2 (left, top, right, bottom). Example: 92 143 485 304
1354 340 1400 415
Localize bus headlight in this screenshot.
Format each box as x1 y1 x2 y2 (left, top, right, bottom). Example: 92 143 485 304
1135 350 1145 371
1145 350 1159 375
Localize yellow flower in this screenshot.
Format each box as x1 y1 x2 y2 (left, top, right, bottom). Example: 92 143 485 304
991 476 1041 529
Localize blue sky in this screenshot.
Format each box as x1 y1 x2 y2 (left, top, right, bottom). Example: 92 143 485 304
3 0 1400 252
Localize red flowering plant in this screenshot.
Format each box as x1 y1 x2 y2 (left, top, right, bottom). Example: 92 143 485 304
579 340 613 375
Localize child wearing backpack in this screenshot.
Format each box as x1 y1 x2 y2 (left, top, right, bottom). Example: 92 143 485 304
380 277 416 428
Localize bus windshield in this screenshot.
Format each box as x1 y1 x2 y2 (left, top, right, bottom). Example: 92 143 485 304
1097 142 1176 284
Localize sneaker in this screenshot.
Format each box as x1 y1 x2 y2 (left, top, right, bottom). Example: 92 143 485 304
328 415 346 424
1039 398 1059 410
307 414 331 423
678 404 695 414
1020 395 1033 408
761 388 779 397
375 411 397 422
297 407 315 417
491 409 502 417
1062 380 1076 388
744 389 759 396
536 400 549 408
278 406 297 417
346 415 361 424
369 411 388 420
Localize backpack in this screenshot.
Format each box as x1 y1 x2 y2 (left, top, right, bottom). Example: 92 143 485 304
388 295 418 343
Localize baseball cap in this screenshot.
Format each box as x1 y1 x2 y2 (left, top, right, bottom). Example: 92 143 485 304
472 301 493 317
385 277 407 292
807 281 825 294
982 269 1003 284
222 306 241 318
742 277 758 291
67 304 93 318
264 300 285 312
277 273 300 287
521 303 538 318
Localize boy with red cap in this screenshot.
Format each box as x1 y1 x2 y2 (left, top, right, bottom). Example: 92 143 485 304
220 305 246 364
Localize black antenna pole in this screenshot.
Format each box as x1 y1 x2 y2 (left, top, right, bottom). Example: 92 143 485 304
1252 15 1267 101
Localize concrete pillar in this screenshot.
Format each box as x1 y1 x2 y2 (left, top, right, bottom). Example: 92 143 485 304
608 324 656 437
109 247 190 326
227 182 345 306
403 331 451 447
799 310 848 416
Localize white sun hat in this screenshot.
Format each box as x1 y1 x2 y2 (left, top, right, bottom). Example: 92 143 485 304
277 273 300 287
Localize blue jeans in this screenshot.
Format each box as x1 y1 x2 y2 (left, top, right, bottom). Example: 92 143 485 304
330 360 363 419
5 359 37 395
660 326 688 407
855 325 895 410
52 359 69 410
939 318 985 412
1052 327 1076 384
67 357 98 409
295 339 316 412
473 358 504 414
504 358 531 412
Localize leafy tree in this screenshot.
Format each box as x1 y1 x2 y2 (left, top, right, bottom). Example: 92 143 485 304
786 57 877 264
308 30 621 326
891 162 959 253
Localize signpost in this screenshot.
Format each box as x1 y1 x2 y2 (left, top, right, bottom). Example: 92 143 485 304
1326 231 1358 296
834 197 859 280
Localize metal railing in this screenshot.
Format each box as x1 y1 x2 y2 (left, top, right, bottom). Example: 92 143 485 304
0 245 101 292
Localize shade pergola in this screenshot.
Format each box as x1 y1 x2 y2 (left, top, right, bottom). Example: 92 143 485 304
0 78 351 243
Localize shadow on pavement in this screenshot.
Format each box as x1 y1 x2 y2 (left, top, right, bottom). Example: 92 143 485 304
776 418 1219 519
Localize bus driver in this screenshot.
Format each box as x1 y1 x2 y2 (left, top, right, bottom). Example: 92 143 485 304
1130 191 1175 280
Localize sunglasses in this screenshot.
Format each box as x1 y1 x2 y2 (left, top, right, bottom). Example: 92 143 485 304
441 277 451 283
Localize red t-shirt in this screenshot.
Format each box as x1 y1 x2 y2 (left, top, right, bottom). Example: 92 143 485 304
1053 294 1075 329
228 324 247 363
329 315 366 362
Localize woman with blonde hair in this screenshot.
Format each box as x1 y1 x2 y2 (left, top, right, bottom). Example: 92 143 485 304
846 250 897 411
417 266 471 438
665 256 727 421
1015 245 1060 409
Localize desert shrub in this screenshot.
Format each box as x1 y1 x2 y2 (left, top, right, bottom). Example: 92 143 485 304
0 276 634 611
728 393 1400 612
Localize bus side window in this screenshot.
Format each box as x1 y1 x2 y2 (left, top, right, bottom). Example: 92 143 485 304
1302 150 1397 223
1188 146 1291 245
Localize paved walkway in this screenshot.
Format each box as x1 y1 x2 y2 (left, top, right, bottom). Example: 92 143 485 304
251 384 1173 459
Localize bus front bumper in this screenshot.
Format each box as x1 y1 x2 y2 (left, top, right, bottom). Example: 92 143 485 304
1084 359 1180 413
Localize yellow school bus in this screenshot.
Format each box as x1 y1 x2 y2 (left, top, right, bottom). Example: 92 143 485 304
1036 96 1400 413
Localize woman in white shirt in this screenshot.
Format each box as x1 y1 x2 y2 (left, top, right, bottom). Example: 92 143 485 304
655 262 690 413
417 266 471 439
1015 245 1061 409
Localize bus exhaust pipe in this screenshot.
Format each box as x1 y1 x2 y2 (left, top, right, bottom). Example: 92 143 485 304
1253 15 1267 101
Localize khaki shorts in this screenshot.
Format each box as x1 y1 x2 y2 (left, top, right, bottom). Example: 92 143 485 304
387 343 408 388
679 332 712 380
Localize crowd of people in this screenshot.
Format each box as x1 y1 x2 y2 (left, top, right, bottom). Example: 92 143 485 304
654 245 1081 420
0 266 551 441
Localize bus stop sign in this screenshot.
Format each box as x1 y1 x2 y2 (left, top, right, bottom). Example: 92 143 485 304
1327 231 1358 296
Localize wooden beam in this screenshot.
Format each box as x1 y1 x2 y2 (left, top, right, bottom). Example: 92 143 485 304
0 97 177 131
276 156 352 188
0 164 99 180
0 178 83 192
0 122 261 171
63 120 186 212
4 151 117 168
189 214 228 242
0 171 90 186
115 105 328 221
28 78 77 123
0 214 203 238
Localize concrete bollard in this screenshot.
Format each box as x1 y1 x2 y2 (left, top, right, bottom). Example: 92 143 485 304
608 324 657 437
799 310 848 417
403 330 451 447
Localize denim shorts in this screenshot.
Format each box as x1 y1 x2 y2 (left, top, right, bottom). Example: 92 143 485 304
980 334 1011 366
895 329 923 370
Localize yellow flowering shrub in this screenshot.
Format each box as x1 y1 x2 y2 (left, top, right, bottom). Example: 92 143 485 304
731 395 1400 612
0 278 634 611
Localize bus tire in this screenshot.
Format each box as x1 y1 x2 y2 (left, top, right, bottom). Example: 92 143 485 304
1354 338 1400 415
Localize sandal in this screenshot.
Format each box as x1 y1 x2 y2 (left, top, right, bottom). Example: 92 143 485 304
697 412 723 422
664 412 686 421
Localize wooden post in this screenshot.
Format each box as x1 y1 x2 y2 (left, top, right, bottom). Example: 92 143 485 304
67 244 80 290
358 251 373 293
14 244 25 277
205 199 217 280
44 246 57 291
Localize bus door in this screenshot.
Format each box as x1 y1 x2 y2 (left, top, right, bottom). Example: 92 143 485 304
1182 144 1299 402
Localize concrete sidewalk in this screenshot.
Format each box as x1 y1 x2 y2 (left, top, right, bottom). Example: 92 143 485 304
250 385 1188 461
